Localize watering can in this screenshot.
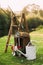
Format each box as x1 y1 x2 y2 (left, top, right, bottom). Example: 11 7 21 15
13 40 36 60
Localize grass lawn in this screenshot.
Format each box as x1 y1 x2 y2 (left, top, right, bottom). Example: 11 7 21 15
0 29 43 65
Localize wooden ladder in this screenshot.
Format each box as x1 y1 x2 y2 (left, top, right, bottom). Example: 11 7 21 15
5 12 29 53
5 11 18 53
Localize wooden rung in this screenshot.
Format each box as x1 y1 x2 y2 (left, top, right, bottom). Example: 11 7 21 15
6 44 12 46
12 25 18 27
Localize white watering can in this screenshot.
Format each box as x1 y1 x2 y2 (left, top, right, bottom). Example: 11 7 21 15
14 40 36 60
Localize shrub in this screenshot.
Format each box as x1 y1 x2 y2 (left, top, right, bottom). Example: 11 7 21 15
0 9 11 37
36 25 43 30
27 17 43 31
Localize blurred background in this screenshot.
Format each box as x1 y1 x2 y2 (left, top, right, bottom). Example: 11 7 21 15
0 0 43 37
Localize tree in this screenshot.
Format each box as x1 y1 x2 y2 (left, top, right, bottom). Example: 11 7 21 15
39 10 43 17
0 8 11 37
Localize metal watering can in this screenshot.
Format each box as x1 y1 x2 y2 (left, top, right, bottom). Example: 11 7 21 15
13 40 36 60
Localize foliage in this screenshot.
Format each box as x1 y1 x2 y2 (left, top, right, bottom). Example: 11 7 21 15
0 8 11 37
39 10 43 17
36 25 43 30
27 17 43 31
32 10 38 14
0 7 43 37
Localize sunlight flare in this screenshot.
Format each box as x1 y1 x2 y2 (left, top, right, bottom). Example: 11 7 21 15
0 0 43 11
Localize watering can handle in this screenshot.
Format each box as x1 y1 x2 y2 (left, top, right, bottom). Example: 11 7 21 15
27 40 37 46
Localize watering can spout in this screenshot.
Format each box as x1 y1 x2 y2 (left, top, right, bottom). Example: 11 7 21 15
17 49 27 57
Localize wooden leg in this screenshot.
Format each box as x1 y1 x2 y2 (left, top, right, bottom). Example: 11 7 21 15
5 21 12 52
14 37 18 46
5 33 11 53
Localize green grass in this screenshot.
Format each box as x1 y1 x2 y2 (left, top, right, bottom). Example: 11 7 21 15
0 29 43 65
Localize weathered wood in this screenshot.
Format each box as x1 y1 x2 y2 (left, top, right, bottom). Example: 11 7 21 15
5 23 12 52
5 11 13 52
5 13 19 52
5 12 30 53
20 13 29 32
